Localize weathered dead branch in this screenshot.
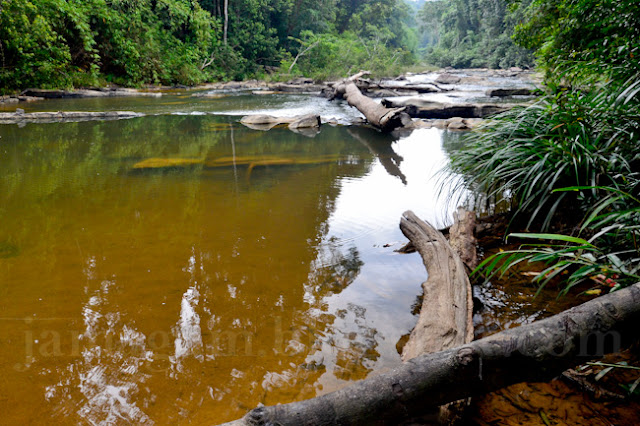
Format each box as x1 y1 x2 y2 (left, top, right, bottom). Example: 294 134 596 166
330 71 410 132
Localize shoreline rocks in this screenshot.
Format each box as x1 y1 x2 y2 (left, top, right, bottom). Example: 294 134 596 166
486 88 534 97
0 95 45 104
410 117 483 131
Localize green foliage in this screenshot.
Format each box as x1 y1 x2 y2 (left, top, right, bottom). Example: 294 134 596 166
450 78 640 230
513 0 640 84
477 182 640 295
283 30 415 80
0 0 418 89
418 0 535 69
450 0 640 297
0 0 219 89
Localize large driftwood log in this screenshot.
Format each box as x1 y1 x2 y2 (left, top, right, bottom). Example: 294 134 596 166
401 210 474 360
400 209 476 423
331 72 410 132
220 282 640 425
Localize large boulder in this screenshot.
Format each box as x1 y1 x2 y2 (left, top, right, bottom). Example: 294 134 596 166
239 114 286 125
240 114 322 132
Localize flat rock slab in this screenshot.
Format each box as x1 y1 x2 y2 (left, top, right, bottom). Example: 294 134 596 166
240 114 321 130
382 98 509 119
21 89 162 98
486 88 534 97
0 111 144 123
266 83 325 94
376 81 443 93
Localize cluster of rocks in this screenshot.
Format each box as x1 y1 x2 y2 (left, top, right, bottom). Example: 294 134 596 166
410 117 483 131
1 68 537 129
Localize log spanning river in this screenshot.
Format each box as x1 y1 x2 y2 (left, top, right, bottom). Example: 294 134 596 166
0 86 550 424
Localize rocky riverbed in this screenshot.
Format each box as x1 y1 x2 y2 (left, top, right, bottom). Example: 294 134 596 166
0 68 540 129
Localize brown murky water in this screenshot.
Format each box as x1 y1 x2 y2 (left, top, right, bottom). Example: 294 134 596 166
0 95 468 424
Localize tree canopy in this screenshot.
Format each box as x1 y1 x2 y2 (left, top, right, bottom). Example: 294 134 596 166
417 0 535 69
0 0 419 89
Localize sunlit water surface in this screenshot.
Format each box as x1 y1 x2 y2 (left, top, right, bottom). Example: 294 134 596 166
0 94 468 424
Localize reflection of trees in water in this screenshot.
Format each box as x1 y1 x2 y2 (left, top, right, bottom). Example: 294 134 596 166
441 130 465 156
306 241 364 300
0 117 385 422
327 303 380 382
302 241 381 385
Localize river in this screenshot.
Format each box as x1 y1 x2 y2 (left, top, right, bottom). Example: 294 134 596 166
0 91 475 424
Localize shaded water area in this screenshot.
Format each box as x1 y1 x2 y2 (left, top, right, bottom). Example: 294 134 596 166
0 93 472 424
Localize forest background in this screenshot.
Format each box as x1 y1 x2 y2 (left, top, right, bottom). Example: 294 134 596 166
0 0 535 90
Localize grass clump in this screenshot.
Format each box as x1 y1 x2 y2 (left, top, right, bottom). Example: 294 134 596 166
450 78 640 231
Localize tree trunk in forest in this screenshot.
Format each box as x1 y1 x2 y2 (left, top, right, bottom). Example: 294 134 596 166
223 0 229 45
219 282 640 426
288 40 320 74
331 72 410 132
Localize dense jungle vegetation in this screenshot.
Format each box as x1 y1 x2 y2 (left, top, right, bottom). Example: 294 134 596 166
0 0 419 88
0 0 535 89
419 0 534 69
449 0 640 296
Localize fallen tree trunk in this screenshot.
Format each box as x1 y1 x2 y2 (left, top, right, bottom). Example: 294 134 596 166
400 210 475 423
400 210 474 360
220 282 640 425
331 72 410 132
